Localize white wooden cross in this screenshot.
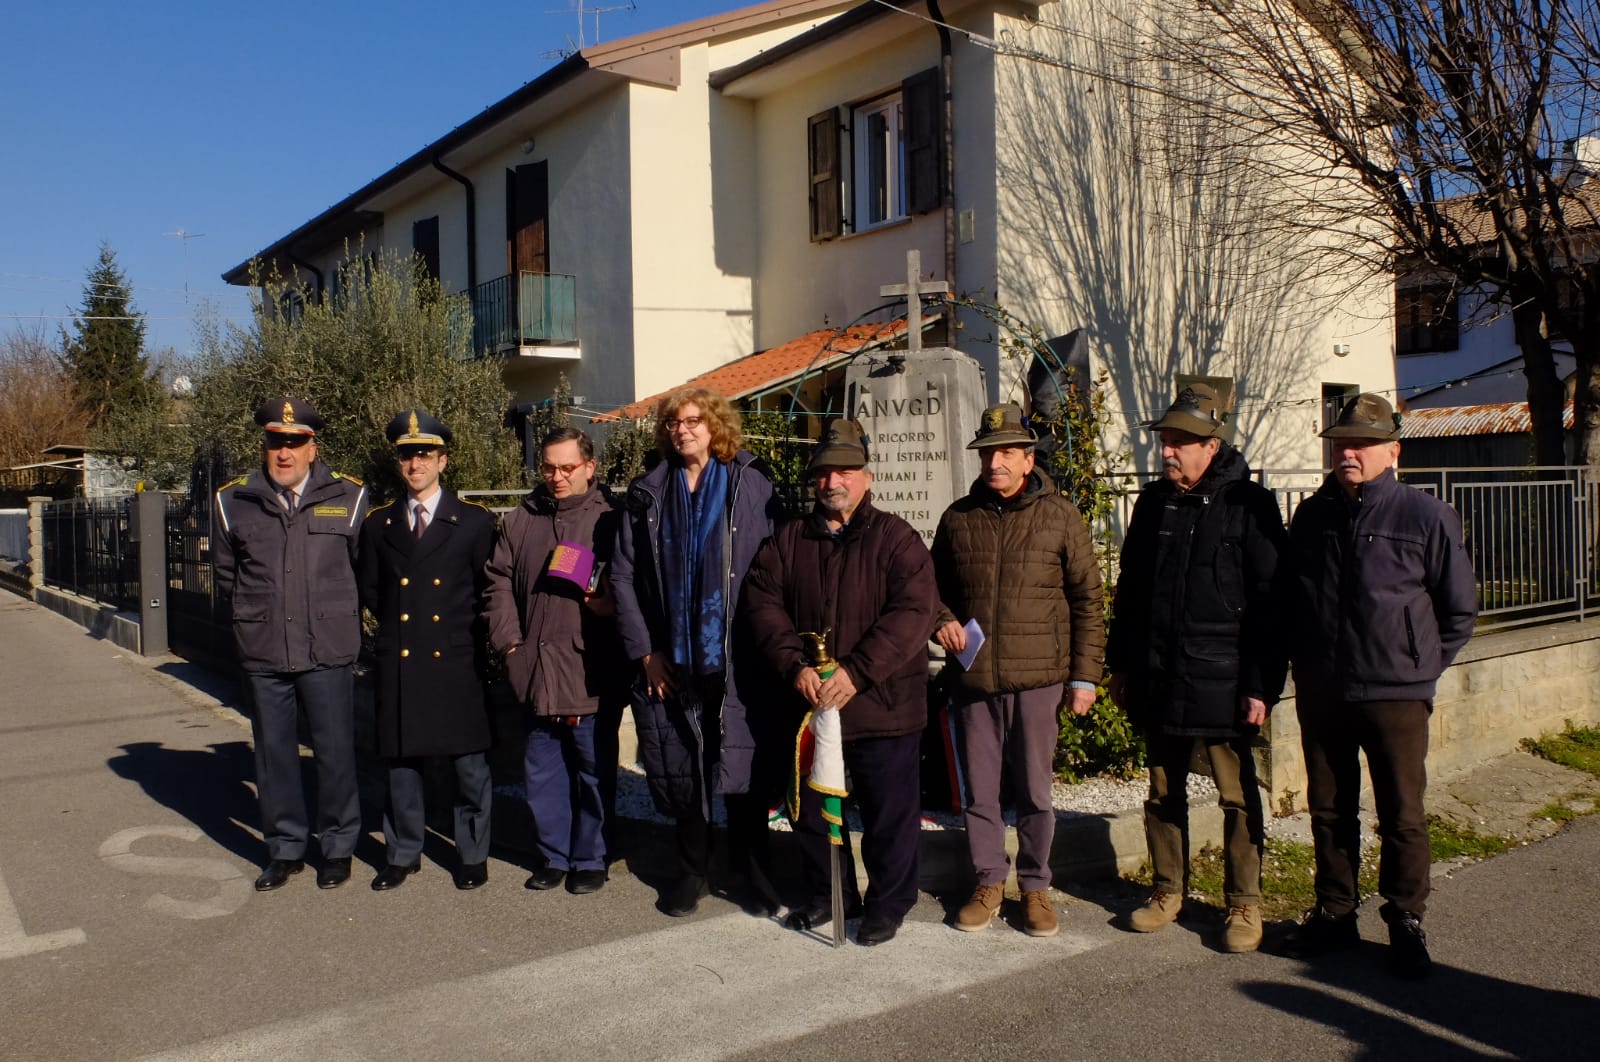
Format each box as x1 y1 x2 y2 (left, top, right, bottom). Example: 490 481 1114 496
878 249 950 353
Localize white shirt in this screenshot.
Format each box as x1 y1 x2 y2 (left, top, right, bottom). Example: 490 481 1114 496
408 490 441 532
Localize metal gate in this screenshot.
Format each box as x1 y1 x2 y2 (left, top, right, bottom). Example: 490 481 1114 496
165 457 232 667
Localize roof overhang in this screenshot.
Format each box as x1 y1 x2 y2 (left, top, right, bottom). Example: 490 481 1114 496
711 0 1045 99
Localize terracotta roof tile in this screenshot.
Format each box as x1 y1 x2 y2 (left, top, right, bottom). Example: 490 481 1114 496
594 319 908 422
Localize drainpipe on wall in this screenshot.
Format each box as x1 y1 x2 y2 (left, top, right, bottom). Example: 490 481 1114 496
433 154 478 293
927 0 957 303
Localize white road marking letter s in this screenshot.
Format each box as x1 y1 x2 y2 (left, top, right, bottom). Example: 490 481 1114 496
98 826 252 920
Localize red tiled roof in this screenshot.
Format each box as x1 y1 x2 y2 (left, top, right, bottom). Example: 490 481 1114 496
1401 400 1575 438
594 319 908 422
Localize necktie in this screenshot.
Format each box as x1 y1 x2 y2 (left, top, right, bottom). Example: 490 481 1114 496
283 487 297 513
414 504 428 540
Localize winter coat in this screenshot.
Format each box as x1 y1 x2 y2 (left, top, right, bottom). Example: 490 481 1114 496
931 468 1104 693
1105 444 1288 736
358 490 496 758
610 451 778 814
483 484 625 716
1287 467 1478 701
213 462 367 674
741 494 936 742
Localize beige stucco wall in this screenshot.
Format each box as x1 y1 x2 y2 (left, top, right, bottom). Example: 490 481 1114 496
989 0 1395 474
746 32 947 352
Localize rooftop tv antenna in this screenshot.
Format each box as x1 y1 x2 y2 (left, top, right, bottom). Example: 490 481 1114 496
542 0 636 59
163 228 206 304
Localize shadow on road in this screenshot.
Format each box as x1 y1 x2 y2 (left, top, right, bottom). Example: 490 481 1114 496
1241 952 1594 1058
106 741 264 865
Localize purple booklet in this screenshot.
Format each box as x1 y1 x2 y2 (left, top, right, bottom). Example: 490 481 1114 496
547 541 600 592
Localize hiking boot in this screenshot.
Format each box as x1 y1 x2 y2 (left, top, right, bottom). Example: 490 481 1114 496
955 883 1005 932
1279 906 1360 959
1128 889 1183 933
1223 904 1263 953
1022 890 1059 938
1385 909 1431 979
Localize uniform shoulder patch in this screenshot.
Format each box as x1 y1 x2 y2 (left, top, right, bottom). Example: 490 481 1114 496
366 499 396 516
331 471 364 485
459 498 495 514
220 475 248 490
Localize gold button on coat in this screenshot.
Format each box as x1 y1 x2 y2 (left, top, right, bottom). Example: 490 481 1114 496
400 613 409 622
400 577 410 586
401 649 410 658
432 578 441 586
432 615 440 622
433 651 441 658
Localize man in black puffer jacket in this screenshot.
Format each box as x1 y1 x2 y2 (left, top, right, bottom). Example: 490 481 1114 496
1108 383 1287 953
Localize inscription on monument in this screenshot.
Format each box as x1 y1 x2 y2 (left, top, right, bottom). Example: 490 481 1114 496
846 348 984 543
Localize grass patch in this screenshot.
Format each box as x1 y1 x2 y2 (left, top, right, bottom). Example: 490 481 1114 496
1532 801 1579 825
1127 817 1515 920
1521 723 1600 781
1427 815 1513 862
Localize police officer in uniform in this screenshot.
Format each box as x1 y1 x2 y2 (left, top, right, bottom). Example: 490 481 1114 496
214 398 369 891
359 411 498 891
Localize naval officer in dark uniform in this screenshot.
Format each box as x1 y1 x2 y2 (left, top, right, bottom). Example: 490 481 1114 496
213 398 369 891
359 410 498 891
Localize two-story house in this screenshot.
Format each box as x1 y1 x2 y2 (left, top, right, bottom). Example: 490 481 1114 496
226 0 1397 473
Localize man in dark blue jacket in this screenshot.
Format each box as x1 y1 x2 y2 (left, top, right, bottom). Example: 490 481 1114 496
1281 393 1478 978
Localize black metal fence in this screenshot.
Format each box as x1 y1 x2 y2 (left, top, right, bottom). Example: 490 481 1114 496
39 498 138 611
164 468 231 667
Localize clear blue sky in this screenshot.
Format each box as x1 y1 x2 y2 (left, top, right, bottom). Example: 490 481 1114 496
0 0 731 362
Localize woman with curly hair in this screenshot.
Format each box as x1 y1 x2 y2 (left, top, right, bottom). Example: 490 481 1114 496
611 386 782 917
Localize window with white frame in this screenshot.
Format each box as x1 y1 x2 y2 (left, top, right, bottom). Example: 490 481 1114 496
808 68 942 242
853 93 907 229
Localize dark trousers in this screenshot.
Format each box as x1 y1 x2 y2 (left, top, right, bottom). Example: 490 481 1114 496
243 666 360 862
595 696 625 857
671 674 778 882
955 684 1062 894
1143 730 1263 906
383 752 492 867
526 715 605 872
1297 693 1432 918
796 731 923 924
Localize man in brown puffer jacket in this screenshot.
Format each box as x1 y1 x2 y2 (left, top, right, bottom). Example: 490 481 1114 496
932 402 1104 938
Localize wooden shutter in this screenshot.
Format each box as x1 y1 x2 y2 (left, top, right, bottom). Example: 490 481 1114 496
412 216 440 281
808 108 842 242
902 67 942 215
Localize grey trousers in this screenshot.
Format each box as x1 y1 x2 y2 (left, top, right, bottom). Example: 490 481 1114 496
243 666 360 862
383 752 493 867
1143 730 1264 906
955 684 1062 894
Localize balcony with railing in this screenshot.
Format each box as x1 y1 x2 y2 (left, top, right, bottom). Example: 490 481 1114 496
467 271 578 357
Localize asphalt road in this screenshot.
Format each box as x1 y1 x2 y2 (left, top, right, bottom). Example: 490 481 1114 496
1 594 1595 1061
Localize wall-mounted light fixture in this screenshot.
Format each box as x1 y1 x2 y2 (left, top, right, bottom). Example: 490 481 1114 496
1332 343 1351 357
521 138 536 155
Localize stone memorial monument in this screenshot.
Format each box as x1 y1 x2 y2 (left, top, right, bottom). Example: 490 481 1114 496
844 251 986 543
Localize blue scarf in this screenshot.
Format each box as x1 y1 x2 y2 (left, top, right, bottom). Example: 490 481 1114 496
661 458 729 675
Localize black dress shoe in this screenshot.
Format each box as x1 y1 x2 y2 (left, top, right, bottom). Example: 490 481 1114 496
254 859 304 892
1385 909 1431 979
783 899 864 931
566 869 606 895
1279 906 1360 959
660 875 709 917
316 857 352 890
856 914 900 946
524 867 566 891
371 863 420 891
454 862 488 891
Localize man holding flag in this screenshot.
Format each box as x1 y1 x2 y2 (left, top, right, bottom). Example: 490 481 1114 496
742 418 936 947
